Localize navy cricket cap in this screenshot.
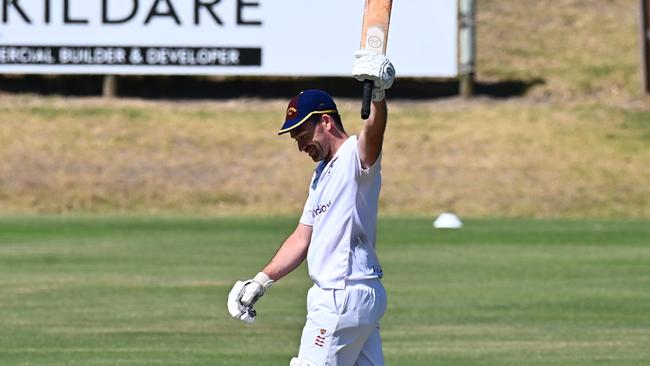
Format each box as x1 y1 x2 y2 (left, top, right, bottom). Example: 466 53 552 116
278 89 338 135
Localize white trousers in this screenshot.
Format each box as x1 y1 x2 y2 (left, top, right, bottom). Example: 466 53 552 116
297 279 387 366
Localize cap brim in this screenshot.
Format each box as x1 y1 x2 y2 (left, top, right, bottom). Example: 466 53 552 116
278 109 337 135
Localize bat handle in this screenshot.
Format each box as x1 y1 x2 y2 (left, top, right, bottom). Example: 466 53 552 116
361 80 374 119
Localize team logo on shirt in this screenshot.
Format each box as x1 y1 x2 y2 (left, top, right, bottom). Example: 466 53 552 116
314 329 328 347
325 156 339 175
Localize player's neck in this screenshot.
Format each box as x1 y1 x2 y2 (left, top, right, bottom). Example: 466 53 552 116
325 134 349 162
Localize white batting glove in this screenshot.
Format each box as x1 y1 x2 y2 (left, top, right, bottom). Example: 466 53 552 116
240 272 273 306
227 280 256 323
227 272 273 324
352 49 396 101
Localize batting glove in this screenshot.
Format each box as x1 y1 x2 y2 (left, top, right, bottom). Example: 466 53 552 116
227 272 273 324
352 49 396 101
227 280 256 323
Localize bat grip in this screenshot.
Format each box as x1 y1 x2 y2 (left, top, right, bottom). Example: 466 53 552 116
361 80 373 119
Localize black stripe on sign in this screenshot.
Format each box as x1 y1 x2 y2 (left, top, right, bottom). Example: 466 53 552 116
0 45 262 67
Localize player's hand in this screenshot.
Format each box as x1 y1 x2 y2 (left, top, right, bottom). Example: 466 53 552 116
352 49 395 101
227 280 257 323
226 272 273 324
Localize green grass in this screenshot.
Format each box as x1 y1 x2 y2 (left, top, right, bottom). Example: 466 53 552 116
1 216 649 365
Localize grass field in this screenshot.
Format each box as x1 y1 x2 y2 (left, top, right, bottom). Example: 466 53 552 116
1 216 649 366
1 1 648 364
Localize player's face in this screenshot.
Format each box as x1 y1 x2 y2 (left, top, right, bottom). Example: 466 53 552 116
290 118 329 162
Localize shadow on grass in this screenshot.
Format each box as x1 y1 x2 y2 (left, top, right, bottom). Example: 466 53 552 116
0 75 544 100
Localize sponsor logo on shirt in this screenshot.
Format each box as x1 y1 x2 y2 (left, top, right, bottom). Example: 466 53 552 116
311 200 332 220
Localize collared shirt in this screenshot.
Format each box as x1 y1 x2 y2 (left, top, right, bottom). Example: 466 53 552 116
300 136 383 289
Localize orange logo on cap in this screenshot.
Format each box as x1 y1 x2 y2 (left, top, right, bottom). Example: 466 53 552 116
287 107 297 117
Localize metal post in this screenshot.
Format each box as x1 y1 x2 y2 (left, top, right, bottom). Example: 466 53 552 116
102 75 117 98
458 0 476 98
641 0 650 94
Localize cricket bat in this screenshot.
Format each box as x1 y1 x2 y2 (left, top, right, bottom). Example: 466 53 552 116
359 0 393 119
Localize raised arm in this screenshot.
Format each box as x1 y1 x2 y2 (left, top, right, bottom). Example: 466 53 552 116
358 100 387 169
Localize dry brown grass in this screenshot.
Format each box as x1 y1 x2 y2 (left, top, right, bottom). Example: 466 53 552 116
382 99 650 218
1 96 649 218
478 0 641 100
0 97 310 215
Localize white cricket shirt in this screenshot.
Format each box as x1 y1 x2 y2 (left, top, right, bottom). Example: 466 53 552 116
299 135 383 290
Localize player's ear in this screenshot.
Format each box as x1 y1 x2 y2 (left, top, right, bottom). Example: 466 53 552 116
321 114 333 131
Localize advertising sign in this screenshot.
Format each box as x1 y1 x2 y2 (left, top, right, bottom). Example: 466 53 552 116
0 0 458 77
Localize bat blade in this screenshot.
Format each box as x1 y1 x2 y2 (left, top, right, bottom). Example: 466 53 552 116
359 0 393 119
360 0 393 55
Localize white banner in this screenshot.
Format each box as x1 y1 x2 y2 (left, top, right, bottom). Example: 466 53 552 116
0 0 458 77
